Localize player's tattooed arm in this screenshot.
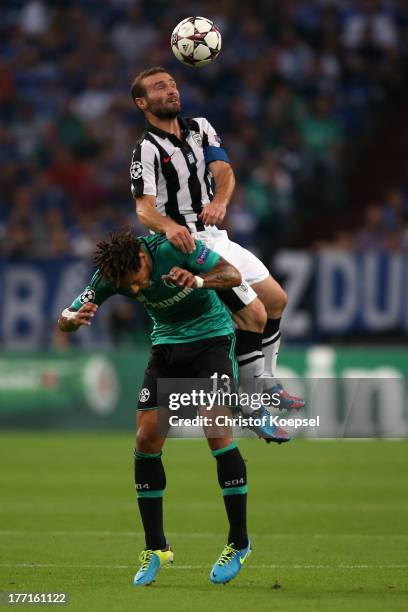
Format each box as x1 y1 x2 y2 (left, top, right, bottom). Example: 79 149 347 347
58 303 98 332
199 161 235 226
136 194 195 254
198 258 242 289
162 258 241 290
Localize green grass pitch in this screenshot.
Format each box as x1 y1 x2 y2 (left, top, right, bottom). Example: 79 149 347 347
1 434 407 611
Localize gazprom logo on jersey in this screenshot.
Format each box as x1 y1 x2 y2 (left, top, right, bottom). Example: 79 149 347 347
138 288 194 309
196 245 210 265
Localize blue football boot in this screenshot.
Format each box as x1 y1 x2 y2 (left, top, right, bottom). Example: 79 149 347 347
210 540 252 584
247 406 291 443
133 546 174 586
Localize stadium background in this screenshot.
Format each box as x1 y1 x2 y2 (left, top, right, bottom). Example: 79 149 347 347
1 0 408 427
0 2 407 610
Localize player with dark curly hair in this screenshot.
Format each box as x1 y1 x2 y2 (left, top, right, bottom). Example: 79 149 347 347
93 231 144 286
58 229 257 586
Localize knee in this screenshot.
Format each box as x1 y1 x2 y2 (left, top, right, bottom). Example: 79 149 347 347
233 298 267 333
266 286 288 318
277 287 288 312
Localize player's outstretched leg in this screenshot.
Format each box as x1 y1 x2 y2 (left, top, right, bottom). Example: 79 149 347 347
209 440 252 584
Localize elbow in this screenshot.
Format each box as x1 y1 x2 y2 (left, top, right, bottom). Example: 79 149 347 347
136 204 147 225
135 201 142 217
227 165 236 190
234 270 242 287
57 316 67 332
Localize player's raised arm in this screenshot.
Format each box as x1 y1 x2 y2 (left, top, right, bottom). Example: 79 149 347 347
162 256 241 290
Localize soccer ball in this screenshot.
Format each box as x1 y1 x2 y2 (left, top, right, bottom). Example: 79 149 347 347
171 16 222 67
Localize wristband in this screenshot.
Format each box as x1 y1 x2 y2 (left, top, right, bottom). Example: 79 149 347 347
194 276 204 289
62 308 78 321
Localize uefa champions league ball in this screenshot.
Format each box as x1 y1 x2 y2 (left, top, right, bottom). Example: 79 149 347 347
171 16 222 67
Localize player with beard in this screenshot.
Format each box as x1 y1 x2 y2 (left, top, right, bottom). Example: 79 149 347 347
128 67 304 440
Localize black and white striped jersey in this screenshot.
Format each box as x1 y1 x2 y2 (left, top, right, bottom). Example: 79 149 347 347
130 116 230 233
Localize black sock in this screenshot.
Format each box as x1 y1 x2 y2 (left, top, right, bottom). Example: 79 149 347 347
134 449 166 550
262 318 281 377
212 442 248 549
235 329 265 380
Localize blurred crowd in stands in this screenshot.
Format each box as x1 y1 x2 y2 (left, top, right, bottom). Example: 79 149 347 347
315 186 408 251
1 0 408 263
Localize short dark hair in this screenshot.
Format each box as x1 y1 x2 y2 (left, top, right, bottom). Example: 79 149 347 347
130 66 169 103
94 230 142 286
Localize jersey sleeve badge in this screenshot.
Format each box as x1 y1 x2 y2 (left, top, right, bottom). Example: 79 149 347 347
196 245 210 265
192 132 203 146
130 161 144 180
79 289 96 304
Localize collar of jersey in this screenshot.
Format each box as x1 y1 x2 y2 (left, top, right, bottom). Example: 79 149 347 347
145 116 189 146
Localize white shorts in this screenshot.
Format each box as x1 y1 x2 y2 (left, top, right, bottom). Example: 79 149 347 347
193 228 270 311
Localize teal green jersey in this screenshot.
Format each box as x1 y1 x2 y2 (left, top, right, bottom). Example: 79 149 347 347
70 235 234 345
